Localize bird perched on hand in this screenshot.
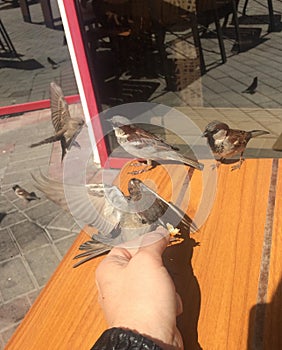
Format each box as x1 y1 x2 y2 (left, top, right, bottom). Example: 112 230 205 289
32 172 194 266
242 77 258 94
12 185 40 202
203 120 269 170
30 82 85 161
109 115 204 173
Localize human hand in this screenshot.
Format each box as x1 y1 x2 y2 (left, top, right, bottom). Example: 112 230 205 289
95 226 183 349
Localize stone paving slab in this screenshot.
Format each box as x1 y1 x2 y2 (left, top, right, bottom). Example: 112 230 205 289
24 245 61 287
0 257 36 301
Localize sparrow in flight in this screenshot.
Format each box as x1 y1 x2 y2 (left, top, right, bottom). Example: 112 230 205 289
30 82 85 161
12 185 40 202
242 77 258 94
203 120 269 170
32 172 194 266
109 115 204 173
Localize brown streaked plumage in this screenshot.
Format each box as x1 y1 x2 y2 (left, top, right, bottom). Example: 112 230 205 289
30 82 85 161
31 173 195 266
12 185 40 202
110 115 204 173
203 120 270 170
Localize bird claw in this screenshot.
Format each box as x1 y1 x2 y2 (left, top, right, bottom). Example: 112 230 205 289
128 165 152 175
128 169 148 175
231 159 244 171
129 161 143 167
211 161 220 170
168 237 184 246
128 161 149 174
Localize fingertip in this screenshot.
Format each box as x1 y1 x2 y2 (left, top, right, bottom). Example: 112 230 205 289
138 226 170 255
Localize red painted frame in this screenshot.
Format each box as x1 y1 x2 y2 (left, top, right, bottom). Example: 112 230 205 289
1 0 128 169
0 95 80 116
61 1 141 170
60 0 110 167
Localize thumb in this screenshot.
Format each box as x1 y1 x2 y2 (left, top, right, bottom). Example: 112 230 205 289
136 226 170 257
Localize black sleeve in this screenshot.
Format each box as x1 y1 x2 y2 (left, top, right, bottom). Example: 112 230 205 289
90 327 164 350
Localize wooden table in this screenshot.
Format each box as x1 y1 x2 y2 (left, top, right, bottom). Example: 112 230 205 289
5 158 282 350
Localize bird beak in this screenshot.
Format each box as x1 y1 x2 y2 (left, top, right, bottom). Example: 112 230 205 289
202 132 207 137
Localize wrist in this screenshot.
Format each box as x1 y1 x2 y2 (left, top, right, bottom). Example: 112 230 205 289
91 327 164 350
111 320 181 349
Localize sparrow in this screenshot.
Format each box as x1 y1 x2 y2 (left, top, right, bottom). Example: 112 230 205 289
242 77 258 94
109 115 204 173
203 120 270 170
31 172 194 267
30 82 85 161
47 57 59 69
12 185 40 202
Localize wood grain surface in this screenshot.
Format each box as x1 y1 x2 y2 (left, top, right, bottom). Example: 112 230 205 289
5 159 281 350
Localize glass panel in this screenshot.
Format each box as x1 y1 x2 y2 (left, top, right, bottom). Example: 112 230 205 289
76 0 282 160
0 0 77 107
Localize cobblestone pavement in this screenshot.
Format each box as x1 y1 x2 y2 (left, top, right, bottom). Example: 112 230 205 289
0 0 78 107
1 0 282 348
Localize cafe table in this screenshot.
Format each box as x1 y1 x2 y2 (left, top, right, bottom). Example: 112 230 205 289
5 158 282 350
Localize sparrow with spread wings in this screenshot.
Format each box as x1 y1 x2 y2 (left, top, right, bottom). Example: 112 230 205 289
30 82 85 161
32 172 194 267
203 120 269 170
110 115 204 173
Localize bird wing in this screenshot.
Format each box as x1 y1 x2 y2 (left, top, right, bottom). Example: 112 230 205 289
31 172 126 236
123 125 203 170
31 172 153 242
65 122 84 150
137 181 195 232
228 129 251 149
50 82 71 132
15 187 30 197
126 125 179 152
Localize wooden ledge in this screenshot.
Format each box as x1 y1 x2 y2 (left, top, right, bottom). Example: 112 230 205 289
5 159 282 350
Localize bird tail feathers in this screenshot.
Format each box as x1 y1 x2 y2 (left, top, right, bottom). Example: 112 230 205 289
73 239 111 267
29 192 40 200
178 155 204 171
30 134 62 147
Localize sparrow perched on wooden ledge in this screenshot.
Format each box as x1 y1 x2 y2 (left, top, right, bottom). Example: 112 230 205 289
202 120 270 170
110 115 204 173
32 173 195 266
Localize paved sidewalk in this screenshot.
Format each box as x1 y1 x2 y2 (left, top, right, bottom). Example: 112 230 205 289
0 0 78 107
0 106 81 348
